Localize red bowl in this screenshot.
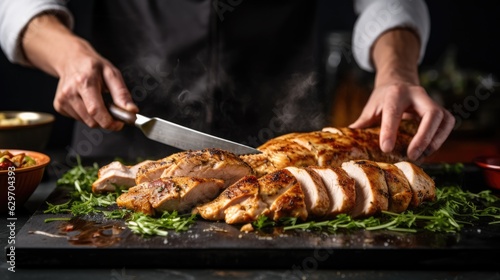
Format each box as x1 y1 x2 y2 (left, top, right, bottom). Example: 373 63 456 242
474 155 500 190
1 150 51 211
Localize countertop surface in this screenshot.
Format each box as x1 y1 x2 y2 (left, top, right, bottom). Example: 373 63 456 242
2 150 500 279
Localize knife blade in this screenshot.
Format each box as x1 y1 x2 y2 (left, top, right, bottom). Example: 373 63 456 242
108 104 262 155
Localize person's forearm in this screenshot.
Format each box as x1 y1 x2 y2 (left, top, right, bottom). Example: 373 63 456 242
21 13 83 77
371 28 421 87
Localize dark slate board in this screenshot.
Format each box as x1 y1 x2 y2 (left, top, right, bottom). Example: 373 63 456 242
11 164 500 269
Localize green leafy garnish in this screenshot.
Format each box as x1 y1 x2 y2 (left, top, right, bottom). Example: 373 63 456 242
44 156 120 217
126 211 197 237
102 209 130 219
272 185 500 233
252 215 276 230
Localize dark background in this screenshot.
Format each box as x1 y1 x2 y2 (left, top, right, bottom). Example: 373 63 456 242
1 0 499 150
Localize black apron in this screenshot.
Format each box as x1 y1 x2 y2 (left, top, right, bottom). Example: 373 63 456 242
70 0 327 162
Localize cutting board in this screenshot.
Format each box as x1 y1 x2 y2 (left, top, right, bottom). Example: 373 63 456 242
12 164 500 270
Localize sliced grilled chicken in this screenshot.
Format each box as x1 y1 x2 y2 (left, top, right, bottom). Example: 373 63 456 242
135 153 185 185
92 160 153 193
290 131 369 167
239 153 273 178
374 162 413 213
160 148 254 188
341 160 389 218
394 161 436 207
337 127 410 163
196 175 260 221
116 181 156 215
257 132 301 150
308 166 356 217
149 177 225 213
197 169 308 224
258 169 308 222
224 194 268 224
285 166 330 217
242 140 316 177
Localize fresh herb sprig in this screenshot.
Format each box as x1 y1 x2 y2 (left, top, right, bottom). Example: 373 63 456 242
126 211 197 237
254 185 500 234
44 156 120 217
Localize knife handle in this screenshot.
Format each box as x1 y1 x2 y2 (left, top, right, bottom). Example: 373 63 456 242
108 103 137 125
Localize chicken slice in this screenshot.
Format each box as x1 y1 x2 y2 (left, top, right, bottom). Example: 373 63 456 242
116 181 157 215
258 169 308 222
224 194 268 224
92 160 153 193
135 152 185 185
308 166 356 217
289 131 369 167
196 175 260 221
285 166 330 217
374 162 413 213
149 177 225 213
394 161 436 207
161 148 254 188
241 140 316 177
341 160 389 218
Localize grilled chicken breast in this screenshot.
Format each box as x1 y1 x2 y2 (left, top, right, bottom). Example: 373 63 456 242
337 127 410 163
109 122 431 225
394 161 436 207
285 166 330 217
149 177 225 213
308 166 356 217
341 160 389 218
135 153 185 185
258 169 308 222
160 149 254 188
196 175 261 221
289 131 369 167
116 181 157 215
197 169 308 224
242 140 316 177
374 162 413 213
92 160 153 193
224 194 268 224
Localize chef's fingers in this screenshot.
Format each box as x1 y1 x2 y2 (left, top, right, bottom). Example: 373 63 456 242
77 67 123 131
418 110 455 159
379 86 412 153
102 63 139 113
406 97 446 161
54 76 97 127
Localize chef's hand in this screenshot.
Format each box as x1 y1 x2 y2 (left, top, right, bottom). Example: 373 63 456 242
21 14 138 131
349 28 455 161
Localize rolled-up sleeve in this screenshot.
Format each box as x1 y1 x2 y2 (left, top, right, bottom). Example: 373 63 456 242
0 0 73 65
352 0 430 72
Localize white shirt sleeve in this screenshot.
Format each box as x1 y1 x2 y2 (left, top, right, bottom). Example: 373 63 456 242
0 0 73 65
352 0 430 72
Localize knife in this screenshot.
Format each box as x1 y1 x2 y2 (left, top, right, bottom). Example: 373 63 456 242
108 104 262 155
